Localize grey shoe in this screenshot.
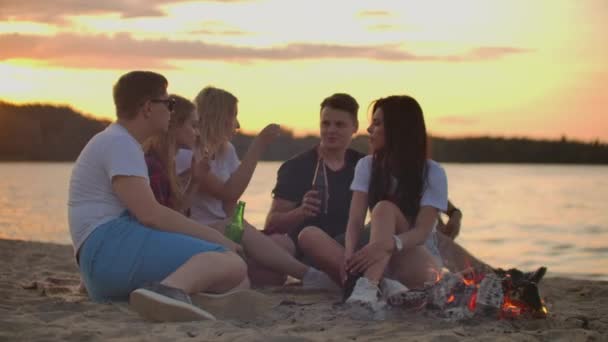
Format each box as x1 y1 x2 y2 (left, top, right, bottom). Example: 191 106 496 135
302 268 340 291
129 282 216 322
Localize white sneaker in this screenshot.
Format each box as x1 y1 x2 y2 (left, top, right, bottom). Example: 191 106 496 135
381 278 409 298
302 268 340 291
346 277 381 308
380 278 410 306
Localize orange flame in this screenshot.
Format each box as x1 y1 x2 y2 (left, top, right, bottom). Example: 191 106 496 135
468 292 478 311
428 268 442 283
447 294 455 303
501 296 527 318
463 277 476 287
459 266 483 287
541 299 548 315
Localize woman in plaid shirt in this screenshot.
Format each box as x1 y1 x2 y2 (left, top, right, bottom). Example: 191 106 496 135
144 94 207 214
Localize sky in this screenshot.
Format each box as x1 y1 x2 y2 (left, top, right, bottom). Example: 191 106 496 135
1 0 607 141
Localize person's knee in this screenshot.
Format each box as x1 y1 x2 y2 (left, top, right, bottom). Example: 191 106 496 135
370 200 399 219
224 251 248 279
297 226 323 250
390 247 438 288
192 251 248 283
268 234 296 255
247 265 287 288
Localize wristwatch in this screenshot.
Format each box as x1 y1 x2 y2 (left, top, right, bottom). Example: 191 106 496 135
393 235 403 252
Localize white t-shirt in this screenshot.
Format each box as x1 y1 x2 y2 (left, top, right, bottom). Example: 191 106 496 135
350 155 448 212
68 123 149 255
175 142 241 224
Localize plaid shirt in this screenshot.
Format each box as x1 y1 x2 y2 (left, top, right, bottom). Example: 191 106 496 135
145 151 172 209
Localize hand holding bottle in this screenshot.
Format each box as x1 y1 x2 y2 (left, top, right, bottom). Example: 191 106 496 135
311 157 328 215
298 189 321 217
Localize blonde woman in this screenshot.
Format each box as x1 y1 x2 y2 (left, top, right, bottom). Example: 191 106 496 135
175 86 337 289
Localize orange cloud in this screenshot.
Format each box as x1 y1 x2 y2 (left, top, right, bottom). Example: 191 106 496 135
189 21 251 36
0 32 532 69
0 0 250 22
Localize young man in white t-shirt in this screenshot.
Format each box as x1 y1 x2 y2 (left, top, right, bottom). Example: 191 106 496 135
68 71 248 322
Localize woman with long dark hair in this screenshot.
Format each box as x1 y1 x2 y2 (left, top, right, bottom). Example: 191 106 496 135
343 95 448 307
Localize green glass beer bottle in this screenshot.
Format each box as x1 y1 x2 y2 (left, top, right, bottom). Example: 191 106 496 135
225 201 246 243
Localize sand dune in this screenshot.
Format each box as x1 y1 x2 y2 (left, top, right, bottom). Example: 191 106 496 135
1 238 607 341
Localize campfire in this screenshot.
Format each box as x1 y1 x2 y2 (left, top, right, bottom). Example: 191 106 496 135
391 266 548 320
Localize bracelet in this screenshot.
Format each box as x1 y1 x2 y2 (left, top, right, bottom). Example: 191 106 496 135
392 235 403 252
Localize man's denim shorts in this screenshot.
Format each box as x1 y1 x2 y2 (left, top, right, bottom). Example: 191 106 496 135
78 212 226 302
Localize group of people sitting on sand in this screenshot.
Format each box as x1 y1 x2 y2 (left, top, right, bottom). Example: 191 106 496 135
68 70 493 321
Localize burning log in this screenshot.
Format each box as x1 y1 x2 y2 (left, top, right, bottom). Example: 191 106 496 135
387 289 428 308
426 271 466 310
494 266 548 318
387 266 548 320
475 272 504 316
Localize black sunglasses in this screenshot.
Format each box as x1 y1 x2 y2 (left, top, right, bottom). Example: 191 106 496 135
150 98 176 112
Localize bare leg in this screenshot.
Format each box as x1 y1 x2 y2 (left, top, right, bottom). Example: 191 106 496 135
208 220 310 282
362 201 409 283
247 234 295 287
388 247 441 289
298 226 345 286
161 251 248 294
241 224 309 278
363 201 440 287
230 277 251 291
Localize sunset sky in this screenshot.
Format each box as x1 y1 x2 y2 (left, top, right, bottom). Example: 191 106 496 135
1 0 607 141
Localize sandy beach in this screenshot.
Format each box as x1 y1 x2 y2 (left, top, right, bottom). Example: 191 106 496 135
1 238 607 341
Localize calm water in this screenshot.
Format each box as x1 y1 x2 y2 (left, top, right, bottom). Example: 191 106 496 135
1 162 607 281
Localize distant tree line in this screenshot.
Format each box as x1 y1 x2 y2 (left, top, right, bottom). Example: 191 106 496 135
430 136 608 164
1 101 607 164
0 101 110 161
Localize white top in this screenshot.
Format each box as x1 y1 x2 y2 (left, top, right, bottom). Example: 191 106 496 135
175 142 241 224
350 155 448 212
68 123 149 255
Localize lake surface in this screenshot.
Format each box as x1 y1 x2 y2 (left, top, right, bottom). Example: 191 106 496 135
1 162 607 281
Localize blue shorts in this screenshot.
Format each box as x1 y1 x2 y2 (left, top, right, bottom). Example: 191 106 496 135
78 212 227 302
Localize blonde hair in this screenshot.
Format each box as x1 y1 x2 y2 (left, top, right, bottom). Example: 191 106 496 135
194 86 238 156
143 94 196 211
